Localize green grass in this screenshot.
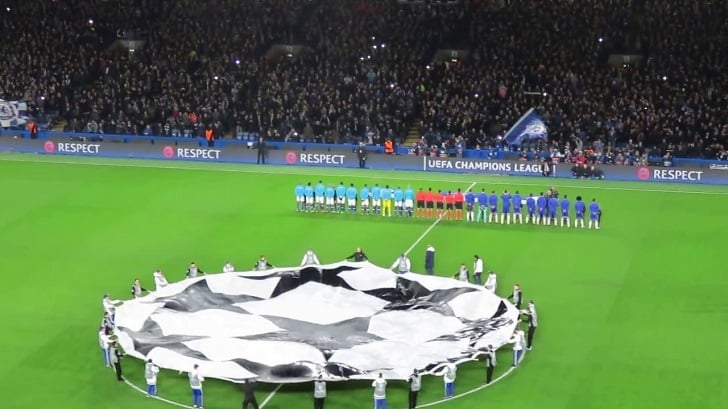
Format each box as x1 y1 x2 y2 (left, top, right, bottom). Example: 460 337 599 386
0 153 726 409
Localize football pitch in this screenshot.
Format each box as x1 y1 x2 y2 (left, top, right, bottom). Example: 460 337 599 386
0 153 726 409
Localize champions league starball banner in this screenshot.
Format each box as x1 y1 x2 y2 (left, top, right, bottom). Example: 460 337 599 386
114 262 519 383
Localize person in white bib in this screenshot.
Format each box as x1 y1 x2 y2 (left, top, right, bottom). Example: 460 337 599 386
145 359 160 397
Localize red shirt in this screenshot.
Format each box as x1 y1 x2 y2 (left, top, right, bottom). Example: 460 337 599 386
445 194 455 204
435 193 444 203
454 192 464 203
416 191 425 201
424 191 434 203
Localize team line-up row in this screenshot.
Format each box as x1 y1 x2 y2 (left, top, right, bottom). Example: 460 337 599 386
295 183 603 229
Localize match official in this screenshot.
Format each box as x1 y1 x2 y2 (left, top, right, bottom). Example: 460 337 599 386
408 369 421 409
256 136 267 164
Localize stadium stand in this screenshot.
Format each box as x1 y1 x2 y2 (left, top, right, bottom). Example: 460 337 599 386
0 0 725 161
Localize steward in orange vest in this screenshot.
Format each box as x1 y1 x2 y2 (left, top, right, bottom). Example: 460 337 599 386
384 139 393 154
204 127 214 147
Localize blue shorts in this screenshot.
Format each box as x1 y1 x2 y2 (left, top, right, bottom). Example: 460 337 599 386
590 214 599 220
562 211 569 217
514 207 522 214
490 206 497 213
502 207 510 214
576 212 584 219
528 208 535 215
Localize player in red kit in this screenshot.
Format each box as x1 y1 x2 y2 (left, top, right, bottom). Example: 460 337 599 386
454 188 464 220
415 188 426 217
435 190 445 218
444 191 455 220
424 188 435 218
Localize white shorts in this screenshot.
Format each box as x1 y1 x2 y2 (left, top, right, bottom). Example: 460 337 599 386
337 197 345 204
315 196 324 204
296 196 304 203
405 199 413 208
373 199 381 206
361 200 369 207
306 197 314 204
395 201 403 207
326 197 334 205
348 199 356 207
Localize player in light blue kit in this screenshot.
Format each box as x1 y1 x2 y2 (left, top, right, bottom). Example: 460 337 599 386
325 184 336 212
371 184 382 215
574 196 586 228
588 198 601 229
560 195 571 227
360 184 371 214
304 182 315 212
404 186 415 217
501 190 512 224
487 191 498 223
393 187 404 216
526 193 536 224
315 181 326 212
512 190 523 224
336 182 347 213
294 183 305 212
346 184 358 213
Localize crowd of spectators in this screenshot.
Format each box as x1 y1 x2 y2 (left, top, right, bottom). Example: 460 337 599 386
0 0 725 160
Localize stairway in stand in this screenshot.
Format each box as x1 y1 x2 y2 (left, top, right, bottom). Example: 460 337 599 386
403 119 422 147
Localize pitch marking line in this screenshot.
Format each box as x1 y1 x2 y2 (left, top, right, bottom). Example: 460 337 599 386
403 181 478 257
260 384 283 408
2 155 726 195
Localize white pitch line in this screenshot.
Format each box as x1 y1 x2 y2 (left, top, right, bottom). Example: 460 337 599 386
123 378 193 409
259 384 283 408
1 155 726 195
402 181 478 257
414 351 527 408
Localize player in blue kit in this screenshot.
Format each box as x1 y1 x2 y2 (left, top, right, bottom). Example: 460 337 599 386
325 184 336 212
295 183 305 212
360 184 371 214
560 195 571 227
512 191 523 224
393 187 404 216
574 196 586 228
501 190 512 224
465 190 476 221
371 184 382 215
404 186 415 217
526 193 536 223
589 198 601 229
304 182 315 212
346 184 358 213
336 182 347 213
488 191 498 223
536 193 547 225
315 181 326 212
547 195 559 226
477 189 488 223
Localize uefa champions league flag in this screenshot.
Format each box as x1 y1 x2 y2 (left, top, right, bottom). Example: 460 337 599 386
503 108 548 146
0 99 29 128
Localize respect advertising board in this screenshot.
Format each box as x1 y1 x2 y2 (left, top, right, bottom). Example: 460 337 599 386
0 137 726 185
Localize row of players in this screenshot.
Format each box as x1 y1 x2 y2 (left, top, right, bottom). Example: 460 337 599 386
296 183 603 228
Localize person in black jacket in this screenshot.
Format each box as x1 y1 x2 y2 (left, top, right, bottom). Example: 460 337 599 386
256 136 267 164
357 142 367 168
242 379 259 409
346 247 368 262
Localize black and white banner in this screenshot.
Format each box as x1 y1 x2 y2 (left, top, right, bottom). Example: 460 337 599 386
0 99 28 128
114 262 519 383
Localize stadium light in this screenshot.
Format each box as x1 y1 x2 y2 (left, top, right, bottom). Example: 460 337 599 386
235 59 240 65
598 37 603 43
